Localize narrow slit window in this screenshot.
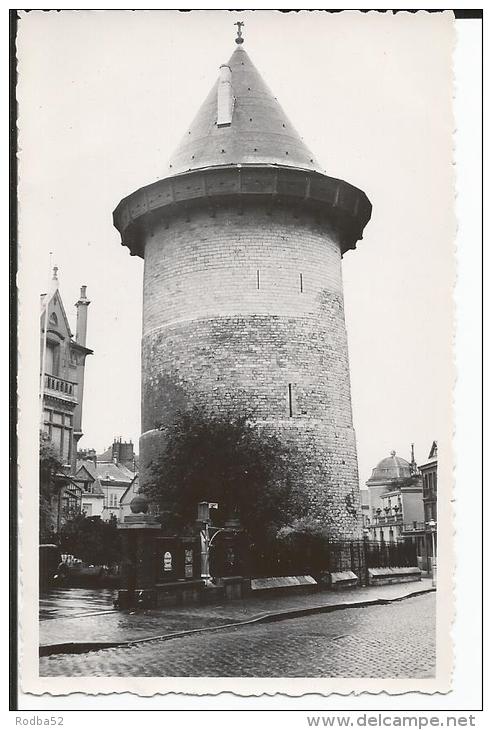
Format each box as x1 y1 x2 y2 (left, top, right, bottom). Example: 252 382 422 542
299 273 303 293
256 269 260 290
288 383 293 417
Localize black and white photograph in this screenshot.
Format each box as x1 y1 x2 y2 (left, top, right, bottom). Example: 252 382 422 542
13 8 478 703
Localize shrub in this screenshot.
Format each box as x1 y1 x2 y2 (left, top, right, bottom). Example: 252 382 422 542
145 407 308 545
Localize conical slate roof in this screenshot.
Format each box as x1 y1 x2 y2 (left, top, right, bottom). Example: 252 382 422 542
168 45 322 176
113 40 373 258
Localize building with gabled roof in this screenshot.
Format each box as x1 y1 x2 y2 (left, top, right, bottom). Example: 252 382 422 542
419 440 438 573
75 446 138 521
420 440 438 524
40 269 93 534
71 460 105 518
40 268 92 472
119 474 141 522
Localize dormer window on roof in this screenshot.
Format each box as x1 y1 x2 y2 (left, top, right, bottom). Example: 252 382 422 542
217 64 234 127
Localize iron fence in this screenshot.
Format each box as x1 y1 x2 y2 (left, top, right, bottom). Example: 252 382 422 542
364 539 417 570
211 535 418 585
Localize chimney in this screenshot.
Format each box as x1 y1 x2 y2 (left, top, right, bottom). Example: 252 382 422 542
75 285 90 347
410 443 417 474
81 448 97 467
217 64 234 127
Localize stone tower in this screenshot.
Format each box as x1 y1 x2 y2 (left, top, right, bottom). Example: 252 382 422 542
113 32 372 539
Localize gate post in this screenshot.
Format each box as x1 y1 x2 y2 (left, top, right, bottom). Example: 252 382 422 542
362 529 370 586
116 494 161 609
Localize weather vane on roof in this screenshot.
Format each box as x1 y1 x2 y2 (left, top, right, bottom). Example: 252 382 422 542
234 21 244 44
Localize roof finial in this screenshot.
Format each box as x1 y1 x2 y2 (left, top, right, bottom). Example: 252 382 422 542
52 266 58 281
234 20 244 45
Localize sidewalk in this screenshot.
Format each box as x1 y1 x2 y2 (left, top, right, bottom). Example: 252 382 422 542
40 579 434 655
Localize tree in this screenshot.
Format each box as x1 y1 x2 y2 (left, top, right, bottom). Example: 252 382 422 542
145 407 308 546
39 430 63 542
59 513 121 567
276 516 333 574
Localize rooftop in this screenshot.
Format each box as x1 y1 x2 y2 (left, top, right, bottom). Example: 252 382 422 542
168 45 321 177
113 28 372 257
367 451 414 485
75 459 135 486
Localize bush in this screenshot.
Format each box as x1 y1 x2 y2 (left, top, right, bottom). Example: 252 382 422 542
59 513 121 567
145 407 308 545
39 431 63 541
274 516 336 574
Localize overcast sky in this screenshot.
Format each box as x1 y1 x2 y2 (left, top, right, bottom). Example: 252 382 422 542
18 10 455 488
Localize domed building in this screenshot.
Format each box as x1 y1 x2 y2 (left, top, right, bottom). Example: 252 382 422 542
364 447 424 548
369 451 414 484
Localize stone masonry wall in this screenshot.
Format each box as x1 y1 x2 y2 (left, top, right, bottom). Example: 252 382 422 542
140 203 362 539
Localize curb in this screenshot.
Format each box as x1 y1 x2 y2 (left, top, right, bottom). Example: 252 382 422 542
40 586 435 658
39 641 123 657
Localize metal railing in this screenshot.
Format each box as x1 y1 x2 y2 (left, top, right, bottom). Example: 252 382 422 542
243 538 418 582
402 521 426 532
372 513 403 526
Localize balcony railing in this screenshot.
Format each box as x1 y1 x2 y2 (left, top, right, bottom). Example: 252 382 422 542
372 513 403 526
44 374 78 402
402 521 426 533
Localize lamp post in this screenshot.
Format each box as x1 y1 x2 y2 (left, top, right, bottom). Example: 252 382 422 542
197 501 242 585
362 527 370 587
197 501 217 583
426 519 437 587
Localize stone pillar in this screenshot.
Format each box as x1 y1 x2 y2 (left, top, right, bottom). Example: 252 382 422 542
116 494 161 609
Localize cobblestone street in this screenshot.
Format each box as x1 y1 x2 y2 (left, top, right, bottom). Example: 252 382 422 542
40 592 435 678
39 580 432 648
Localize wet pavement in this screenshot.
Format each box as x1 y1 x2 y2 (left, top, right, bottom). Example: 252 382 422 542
39 579 434 650
40 588 116 620
40 592 436 677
